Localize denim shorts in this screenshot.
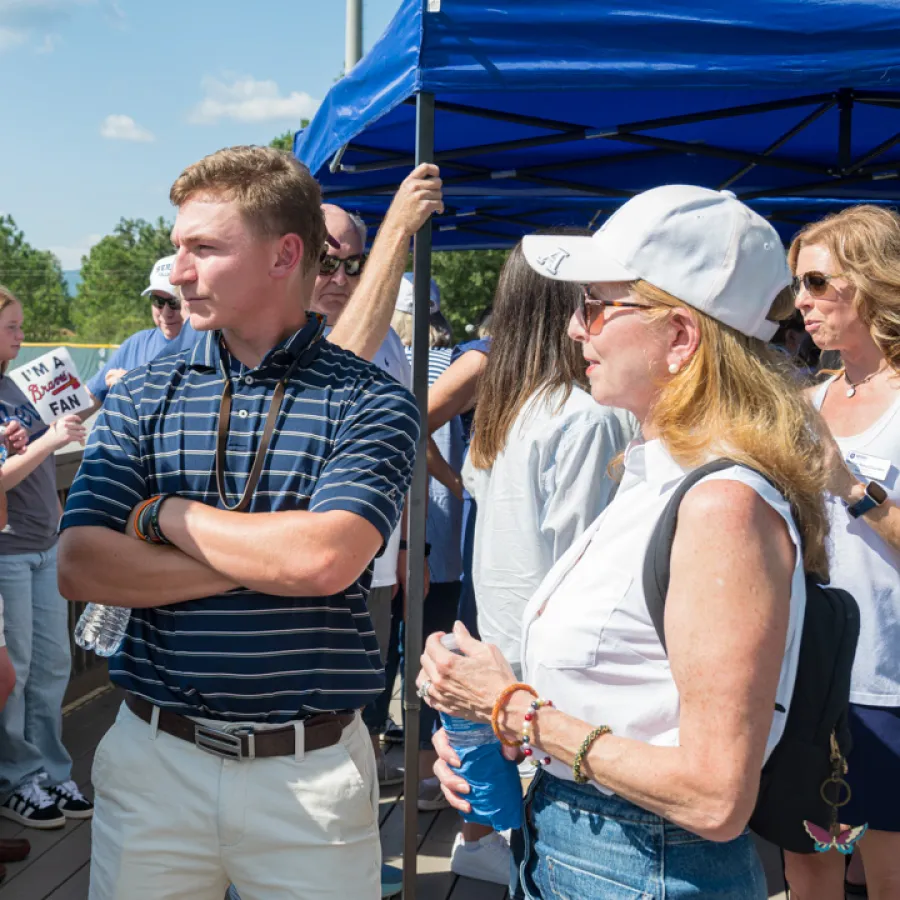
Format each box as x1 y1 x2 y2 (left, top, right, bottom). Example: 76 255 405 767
516 769 766 900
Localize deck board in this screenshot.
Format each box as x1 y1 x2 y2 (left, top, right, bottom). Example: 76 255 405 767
0 686 796 899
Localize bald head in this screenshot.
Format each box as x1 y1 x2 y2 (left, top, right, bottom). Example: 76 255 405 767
311 205 366 326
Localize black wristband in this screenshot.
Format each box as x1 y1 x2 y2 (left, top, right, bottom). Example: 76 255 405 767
148 495 171 545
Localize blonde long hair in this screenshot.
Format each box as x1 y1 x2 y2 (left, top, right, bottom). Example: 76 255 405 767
636 280 830 578
788 205 900 374
0 287 20 375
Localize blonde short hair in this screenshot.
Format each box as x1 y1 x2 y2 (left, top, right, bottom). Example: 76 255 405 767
170 146 326 275
788 205 900 374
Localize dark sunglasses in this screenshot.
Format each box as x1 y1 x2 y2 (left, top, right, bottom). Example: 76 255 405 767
150 295 180 310
578 285 649 335
792 271 847 298
319 253 366 278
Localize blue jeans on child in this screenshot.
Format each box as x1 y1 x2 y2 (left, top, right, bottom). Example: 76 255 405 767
0 544 73 800
515 769 767 899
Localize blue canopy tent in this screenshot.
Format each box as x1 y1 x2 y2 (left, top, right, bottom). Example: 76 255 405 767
295 4 900 891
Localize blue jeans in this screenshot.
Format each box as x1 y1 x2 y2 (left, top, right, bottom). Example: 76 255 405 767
0 544 73 800
516 770 766 899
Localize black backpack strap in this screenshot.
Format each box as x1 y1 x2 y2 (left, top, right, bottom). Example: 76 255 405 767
642 458 753 653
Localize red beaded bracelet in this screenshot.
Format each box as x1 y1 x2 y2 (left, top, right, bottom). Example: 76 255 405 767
522 697 553 768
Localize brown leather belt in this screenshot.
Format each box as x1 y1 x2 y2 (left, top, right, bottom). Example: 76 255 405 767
125 693 355 761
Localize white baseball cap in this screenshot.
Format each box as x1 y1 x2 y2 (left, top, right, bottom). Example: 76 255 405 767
522 185 790 341
140 255 176 298
395 272 441 315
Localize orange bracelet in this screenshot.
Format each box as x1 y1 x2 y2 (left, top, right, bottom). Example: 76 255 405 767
132 498 156 540
491 682 537 747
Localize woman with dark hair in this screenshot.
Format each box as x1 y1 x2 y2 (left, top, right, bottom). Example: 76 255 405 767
446 239 635 883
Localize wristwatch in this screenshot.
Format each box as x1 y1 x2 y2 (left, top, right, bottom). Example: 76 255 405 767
847 481 888 519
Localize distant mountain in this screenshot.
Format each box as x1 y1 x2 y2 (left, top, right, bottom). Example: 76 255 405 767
63 270 81 297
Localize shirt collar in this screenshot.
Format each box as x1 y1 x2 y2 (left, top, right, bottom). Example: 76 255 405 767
188 312 327 376
622 438 690 496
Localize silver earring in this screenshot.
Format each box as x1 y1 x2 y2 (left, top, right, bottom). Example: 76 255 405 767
668 363 679 375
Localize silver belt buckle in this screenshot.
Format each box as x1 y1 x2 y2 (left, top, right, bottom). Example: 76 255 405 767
193 723 256 761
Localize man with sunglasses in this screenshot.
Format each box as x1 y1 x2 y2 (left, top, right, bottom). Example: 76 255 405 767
86 255 188 407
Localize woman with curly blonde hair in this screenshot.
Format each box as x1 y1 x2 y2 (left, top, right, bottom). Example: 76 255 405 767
785 205 900 900
418 186 827 899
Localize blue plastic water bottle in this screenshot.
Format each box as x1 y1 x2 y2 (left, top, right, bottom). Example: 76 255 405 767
438 633 523 831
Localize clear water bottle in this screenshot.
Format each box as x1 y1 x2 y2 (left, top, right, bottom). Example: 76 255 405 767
438 634 524 831
74 604 131 657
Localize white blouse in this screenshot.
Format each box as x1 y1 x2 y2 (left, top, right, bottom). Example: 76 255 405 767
520 439 806 789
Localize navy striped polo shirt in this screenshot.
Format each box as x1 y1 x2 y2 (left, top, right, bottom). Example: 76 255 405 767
60 313 420 723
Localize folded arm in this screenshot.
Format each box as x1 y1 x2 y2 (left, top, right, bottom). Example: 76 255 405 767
58 526 238 608
156 500 383 597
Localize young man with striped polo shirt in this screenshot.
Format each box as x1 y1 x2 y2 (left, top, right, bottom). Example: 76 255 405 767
57 147 436 900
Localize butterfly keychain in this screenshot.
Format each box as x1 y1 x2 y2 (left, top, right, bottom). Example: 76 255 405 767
803 732 868 853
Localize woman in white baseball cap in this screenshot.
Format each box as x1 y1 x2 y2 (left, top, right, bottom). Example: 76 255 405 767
417 185 829 898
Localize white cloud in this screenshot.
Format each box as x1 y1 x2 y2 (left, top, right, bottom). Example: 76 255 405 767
0 26 25 50
36 32 60 53
48 233 103 270
188 75 319 125
100 114 154 142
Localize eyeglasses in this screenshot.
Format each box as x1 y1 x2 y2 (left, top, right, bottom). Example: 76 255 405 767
792 271 847 298
150 295 180 310
319 253 366 278
578 285 650 335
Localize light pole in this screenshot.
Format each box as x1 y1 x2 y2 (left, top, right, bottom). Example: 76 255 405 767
345 0 363 72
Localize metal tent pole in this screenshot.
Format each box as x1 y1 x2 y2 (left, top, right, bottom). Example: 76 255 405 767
345 0 363 72
402 89 435 900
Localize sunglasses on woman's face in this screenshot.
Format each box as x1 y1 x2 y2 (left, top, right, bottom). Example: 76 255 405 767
578 285 650 335
318 253 366 278
792 271 847 298
150 295 180 310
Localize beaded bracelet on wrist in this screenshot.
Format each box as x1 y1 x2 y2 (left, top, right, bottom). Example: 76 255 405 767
522 697 553 768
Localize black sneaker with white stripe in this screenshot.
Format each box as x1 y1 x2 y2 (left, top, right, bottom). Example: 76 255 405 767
0 777 66 829
46 780 93 819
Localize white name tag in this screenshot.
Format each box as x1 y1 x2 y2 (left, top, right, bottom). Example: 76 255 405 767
845 450 891 482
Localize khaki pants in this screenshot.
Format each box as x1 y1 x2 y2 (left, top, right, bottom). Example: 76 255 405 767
89 702 380 900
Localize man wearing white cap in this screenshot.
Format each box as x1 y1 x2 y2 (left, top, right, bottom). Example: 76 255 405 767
86 255 188 407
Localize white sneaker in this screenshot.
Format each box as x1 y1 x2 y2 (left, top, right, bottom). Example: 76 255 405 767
417 776 450 811
450 830 512 886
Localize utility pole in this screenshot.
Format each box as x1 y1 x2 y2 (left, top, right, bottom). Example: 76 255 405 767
345 0 363 72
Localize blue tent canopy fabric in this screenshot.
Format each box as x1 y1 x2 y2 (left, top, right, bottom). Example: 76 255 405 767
296 0 900 248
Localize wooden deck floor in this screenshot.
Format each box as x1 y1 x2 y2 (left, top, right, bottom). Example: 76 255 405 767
0 687 793 899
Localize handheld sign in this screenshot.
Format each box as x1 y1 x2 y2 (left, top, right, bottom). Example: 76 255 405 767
8 348 92 423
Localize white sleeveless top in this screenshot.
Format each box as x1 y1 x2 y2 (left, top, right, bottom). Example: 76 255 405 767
520 439 806 789
814 378 900 706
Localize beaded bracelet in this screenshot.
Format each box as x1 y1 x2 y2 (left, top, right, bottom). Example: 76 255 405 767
573 725 612 784
522 697 553 768
491 682 537 747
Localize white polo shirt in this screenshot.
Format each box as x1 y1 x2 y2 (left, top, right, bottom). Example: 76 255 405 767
521 439 806 789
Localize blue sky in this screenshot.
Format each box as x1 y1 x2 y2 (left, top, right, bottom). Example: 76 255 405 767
0 0 401 270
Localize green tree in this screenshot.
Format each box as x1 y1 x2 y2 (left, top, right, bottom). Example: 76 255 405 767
72 217 173 343
0 215 71 341
270 126 309 153
428 249 508 342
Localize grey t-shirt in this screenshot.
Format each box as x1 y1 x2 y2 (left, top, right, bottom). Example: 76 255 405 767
0 375 59 555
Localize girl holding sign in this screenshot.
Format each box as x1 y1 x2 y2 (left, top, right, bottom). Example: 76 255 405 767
0 287 91 830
